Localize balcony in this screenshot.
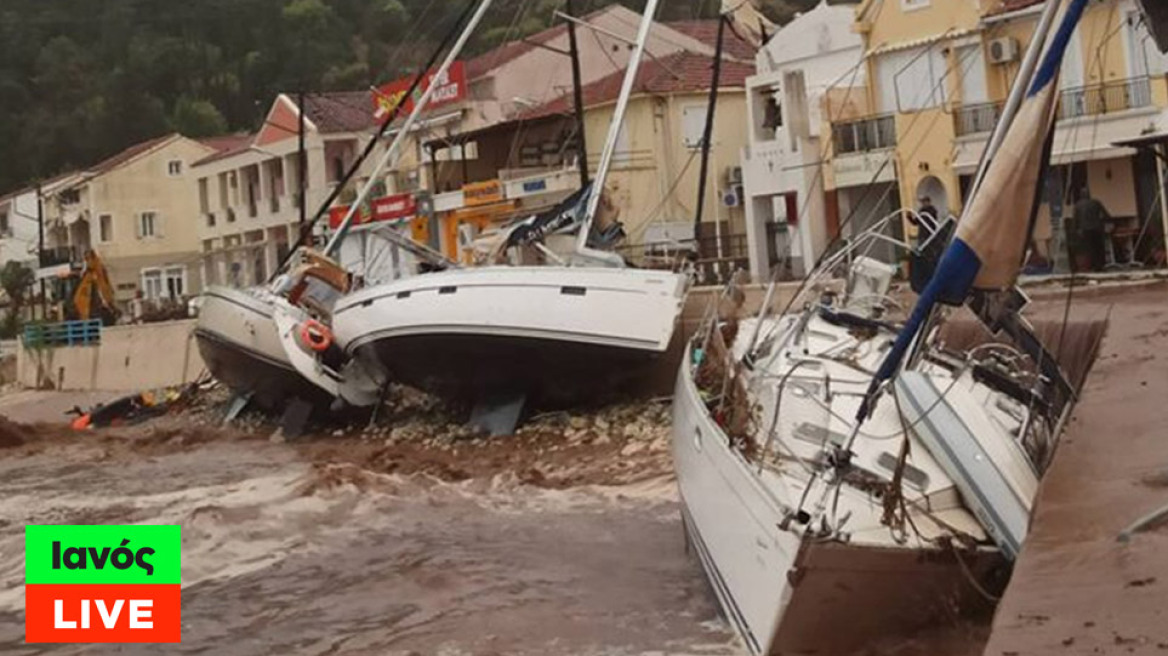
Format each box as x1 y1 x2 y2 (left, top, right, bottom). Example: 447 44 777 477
1059 77 1153 121
39 246 79 268
832 115 896 155
954 101 1004 137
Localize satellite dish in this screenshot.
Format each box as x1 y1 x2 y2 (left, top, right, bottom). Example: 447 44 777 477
1137 0 1168 53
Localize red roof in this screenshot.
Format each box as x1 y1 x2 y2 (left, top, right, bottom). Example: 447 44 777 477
87 134 177 176
466 25 569 80
198 134 253 154
302 92 376 133
665 20 756 61
520 50 754 120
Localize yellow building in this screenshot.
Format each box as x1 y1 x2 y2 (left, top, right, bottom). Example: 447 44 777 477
826 0 1168 271
40 135 219 306
426 46 755 280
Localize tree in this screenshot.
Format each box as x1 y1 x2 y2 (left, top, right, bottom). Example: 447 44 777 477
0 261 35 338
171 96 229 137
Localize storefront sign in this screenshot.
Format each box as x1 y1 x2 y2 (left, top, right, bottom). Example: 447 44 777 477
463 180 504 207
373 62 467 120
329 193 417 229
371 193 417 222
833 152 896 189
521 178 548 195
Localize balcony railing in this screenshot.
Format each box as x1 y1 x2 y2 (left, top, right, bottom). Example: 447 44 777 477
954 101 1004 137
832 115 896 155
39 246 79 268
1059 77 1153 121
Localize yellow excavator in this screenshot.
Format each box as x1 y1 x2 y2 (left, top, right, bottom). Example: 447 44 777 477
69 250 119 323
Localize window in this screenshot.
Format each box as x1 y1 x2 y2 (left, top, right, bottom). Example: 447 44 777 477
167 160 183 176
0 211 9 236
206 212 217 228
99 214 113 242
141 269 164 300
682 105 709 149
333 157 345 183
166 267 186 299
876 46 948 113
138 211 158 239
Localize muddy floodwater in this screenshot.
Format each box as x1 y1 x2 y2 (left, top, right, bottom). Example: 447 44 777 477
0 422 738 656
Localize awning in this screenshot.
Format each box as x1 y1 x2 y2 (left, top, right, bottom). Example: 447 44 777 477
953 109 1161 173
866 28 978 57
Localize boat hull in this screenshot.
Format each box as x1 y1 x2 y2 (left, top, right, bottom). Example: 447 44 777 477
194 287 332 409
673 345 1003 655
333 266 687 404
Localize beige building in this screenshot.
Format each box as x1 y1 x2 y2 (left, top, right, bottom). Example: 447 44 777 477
39 134 219 305
192 93 385 290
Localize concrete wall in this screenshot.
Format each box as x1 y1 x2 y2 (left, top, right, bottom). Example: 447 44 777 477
17 320 205 392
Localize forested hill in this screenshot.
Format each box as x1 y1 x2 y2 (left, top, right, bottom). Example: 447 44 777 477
0 0 826 192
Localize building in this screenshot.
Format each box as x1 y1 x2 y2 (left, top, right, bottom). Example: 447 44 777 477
740 2 865 281
422 20 756 276
35 135 218 307
822 0 1168 274
193 92 389 290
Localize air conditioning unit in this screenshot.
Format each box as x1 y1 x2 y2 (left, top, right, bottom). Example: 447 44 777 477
721 185 745 208
726 166 744 185
989 37 1020 65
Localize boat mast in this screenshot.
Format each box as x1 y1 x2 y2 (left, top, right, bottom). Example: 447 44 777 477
574 0 663 266
967 0 1061 203
323 0 495 258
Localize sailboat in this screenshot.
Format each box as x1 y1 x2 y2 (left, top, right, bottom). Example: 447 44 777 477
193 0 490 411
672 0 1092 653
329 0 689 409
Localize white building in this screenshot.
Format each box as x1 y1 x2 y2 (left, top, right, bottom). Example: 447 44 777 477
740 2 864 281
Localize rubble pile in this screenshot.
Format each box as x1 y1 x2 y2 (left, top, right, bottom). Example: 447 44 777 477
299 389 676 489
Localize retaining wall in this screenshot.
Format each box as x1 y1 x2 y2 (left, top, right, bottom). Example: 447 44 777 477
16 320 206 392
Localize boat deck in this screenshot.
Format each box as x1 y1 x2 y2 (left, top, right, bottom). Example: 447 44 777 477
983 281 1168 655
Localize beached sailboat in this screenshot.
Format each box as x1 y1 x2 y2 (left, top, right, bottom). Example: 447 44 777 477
193 0 489 410
329 0 689 408
673 0 1092 653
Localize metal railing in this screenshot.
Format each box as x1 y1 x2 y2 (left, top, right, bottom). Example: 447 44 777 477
1059 77 1153 120
38 246 79 268
23 320 102 347
832 114 896 155
954 101 1004 136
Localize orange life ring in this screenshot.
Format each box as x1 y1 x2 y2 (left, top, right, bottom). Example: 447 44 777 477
298 319 333 353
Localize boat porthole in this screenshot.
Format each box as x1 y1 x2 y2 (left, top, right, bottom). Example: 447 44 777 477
693 427 702 451
395 291 410 300
561 286 587 296
438 286 457 295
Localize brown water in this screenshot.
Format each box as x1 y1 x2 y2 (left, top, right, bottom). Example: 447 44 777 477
0 432 736 656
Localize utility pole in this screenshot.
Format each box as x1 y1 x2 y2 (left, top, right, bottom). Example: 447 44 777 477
693 14 727 258
566 0 590 187
36 182 45 321
298 89 308 226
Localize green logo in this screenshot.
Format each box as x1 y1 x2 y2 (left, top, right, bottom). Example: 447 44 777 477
25 526 181 585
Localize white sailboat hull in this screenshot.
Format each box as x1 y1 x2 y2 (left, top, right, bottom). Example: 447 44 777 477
332 266 687 402
673 344 1004 655
194 286 333 408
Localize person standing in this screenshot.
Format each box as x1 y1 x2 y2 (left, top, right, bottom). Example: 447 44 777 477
1071 189 1109 271
913 195 940 248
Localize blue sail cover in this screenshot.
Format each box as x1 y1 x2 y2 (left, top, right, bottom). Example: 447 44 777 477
858 0 1089 421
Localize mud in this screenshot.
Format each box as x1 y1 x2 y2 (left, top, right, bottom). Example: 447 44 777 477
982 281 1168 655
